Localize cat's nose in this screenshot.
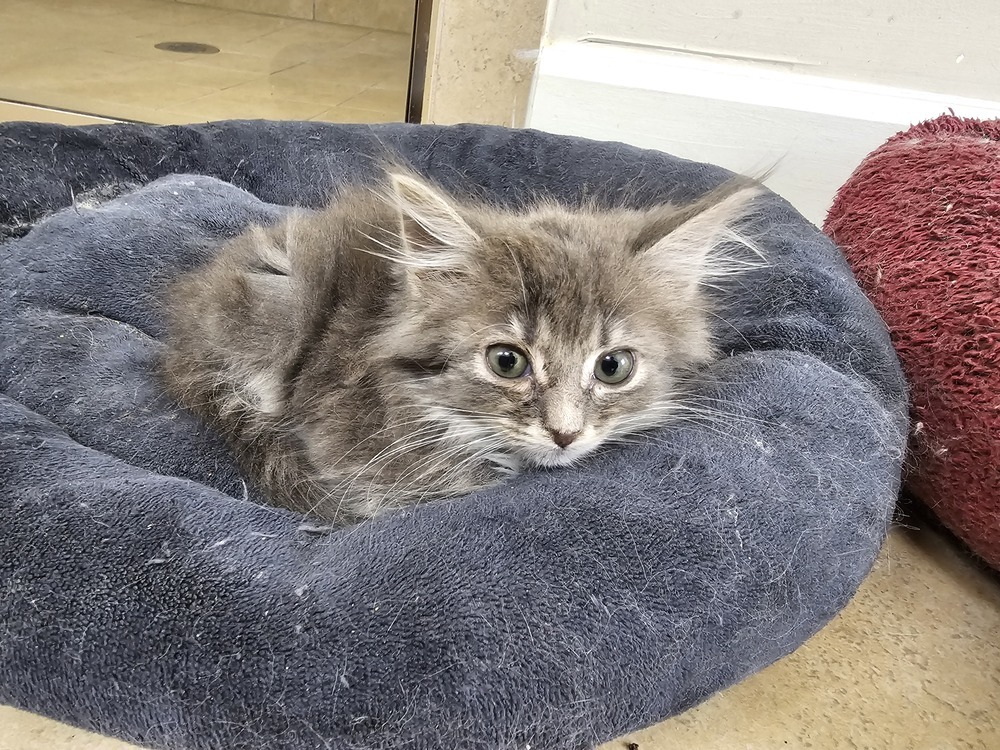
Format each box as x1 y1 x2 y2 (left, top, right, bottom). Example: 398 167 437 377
549 430 580 449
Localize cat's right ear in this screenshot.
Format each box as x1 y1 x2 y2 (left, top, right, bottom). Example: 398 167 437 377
387 173 480 270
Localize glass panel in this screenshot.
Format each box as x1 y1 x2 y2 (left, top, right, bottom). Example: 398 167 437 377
0 0 415 124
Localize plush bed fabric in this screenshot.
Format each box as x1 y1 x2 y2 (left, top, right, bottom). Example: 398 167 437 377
826 113 1000 570
0 121 907 750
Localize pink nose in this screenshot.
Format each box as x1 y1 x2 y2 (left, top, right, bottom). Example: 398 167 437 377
550 430 579 449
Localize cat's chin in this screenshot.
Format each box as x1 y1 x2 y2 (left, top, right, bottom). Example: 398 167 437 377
517 445 592 469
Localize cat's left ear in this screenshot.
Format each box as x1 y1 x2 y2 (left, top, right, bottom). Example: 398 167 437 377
387 172 480 269
639 183 764 300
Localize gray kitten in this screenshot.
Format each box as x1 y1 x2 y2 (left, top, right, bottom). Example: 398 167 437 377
162 169 762 524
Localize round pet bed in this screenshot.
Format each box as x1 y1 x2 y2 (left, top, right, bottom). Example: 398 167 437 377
0 121 907 750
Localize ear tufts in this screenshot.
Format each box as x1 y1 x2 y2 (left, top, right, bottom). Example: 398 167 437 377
385 172 480 270
640 181 766 299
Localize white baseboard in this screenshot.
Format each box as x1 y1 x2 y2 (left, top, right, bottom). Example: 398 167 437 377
526 40 1000 225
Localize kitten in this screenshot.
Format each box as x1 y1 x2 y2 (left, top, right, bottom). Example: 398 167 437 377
162 168 762 524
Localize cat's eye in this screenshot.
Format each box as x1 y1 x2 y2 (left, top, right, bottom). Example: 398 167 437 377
595 350 635 384
486 344 530 378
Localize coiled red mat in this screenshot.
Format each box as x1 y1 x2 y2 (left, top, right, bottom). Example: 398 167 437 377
826 113 1000 569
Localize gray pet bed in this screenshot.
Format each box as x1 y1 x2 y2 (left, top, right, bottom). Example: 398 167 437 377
0 121 907 750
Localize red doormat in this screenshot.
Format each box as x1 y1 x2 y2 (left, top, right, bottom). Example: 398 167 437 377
826 113 1000 569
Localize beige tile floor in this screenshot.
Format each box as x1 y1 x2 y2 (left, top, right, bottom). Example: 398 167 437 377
0 0 410 125
2 521 997 749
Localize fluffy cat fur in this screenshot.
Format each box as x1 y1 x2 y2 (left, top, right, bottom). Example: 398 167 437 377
162 169 763 524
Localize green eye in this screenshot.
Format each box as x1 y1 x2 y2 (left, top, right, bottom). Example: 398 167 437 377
486 344 530 378
595 350 635 384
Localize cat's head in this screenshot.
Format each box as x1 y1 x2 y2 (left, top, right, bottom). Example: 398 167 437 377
374 170 763 469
